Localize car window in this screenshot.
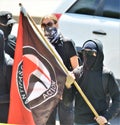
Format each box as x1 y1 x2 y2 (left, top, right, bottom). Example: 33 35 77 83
67 0 120 19
103 0 120 19
67 0 100 15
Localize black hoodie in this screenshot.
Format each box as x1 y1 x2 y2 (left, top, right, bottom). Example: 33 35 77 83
64 39 120 124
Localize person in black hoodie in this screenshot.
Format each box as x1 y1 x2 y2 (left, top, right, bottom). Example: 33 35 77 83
0 29 13 123
65 39 120 125
0 11 16 58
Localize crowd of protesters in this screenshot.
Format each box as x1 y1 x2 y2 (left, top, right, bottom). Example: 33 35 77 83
0 10 120 125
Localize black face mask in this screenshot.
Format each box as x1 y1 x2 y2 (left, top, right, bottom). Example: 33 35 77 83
0 24 12 39
83 50 97 70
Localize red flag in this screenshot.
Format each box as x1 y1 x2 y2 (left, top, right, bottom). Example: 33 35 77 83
8 6 67 125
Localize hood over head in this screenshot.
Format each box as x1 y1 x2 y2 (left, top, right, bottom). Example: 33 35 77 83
82 39 104 70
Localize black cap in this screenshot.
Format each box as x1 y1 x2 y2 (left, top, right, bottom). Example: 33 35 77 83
0 11 16 25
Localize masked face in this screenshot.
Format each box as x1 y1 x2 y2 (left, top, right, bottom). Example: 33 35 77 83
44 26 58 43
82 49 97 70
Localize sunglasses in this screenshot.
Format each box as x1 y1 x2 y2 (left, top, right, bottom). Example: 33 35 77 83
41 22 54 28
82 49 97 56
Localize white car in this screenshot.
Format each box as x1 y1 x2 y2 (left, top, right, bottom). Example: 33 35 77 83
53 0 120 82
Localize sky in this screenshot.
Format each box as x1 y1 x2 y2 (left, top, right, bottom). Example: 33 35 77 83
0 0 63 17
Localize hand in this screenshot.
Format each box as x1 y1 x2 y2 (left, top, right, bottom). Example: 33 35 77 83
65 71 75 89
94 116 108 125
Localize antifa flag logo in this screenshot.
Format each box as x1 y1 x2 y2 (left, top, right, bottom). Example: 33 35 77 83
17 46 58 110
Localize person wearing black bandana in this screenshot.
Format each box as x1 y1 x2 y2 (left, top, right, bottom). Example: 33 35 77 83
40 14 79 125
0 11 16 58
65 39 120 125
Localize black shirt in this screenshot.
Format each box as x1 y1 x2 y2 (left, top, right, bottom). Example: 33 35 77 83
53 36 77 71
